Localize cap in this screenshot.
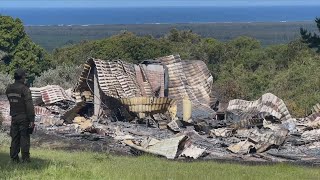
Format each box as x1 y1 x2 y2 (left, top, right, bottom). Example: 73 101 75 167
14 68 27 77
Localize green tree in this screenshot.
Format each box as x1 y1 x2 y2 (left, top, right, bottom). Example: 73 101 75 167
0 15 51 77
166 28 201 43
300 17 320 52
53 32 173 65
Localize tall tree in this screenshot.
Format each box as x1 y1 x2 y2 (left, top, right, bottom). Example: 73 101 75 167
0 15 51 77
300 17 320 52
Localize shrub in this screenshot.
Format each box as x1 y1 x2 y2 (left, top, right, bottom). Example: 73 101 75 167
0 73 13 95
33 64 82 89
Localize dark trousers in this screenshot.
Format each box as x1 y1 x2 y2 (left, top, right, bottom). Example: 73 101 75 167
10 120 30 160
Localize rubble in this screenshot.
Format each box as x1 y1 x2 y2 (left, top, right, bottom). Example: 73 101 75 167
180 143 206 159
301 129 320 142
209 128 233 138
227 140 255 154
124 135 187 159
305 117 320 129
167 120 183 132
2 54 320 164
247 128 288 153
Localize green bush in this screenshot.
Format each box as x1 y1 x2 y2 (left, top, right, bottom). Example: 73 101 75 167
33 64 82 89
0 73 13 95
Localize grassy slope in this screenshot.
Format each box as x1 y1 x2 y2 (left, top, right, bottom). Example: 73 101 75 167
25 22 317 51
0 146 320 180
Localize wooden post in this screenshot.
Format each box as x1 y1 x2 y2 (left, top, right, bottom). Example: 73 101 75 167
93 68 101 121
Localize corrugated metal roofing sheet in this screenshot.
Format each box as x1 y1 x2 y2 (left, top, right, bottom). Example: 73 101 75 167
34 106 51 116
227 93 292 121
156 55 213 107
157 55 215 119
31 85 74 105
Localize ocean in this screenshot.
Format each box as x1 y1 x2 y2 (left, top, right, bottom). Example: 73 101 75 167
0 6 319 25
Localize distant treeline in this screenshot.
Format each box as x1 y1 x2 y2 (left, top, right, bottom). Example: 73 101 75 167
25 22 317 51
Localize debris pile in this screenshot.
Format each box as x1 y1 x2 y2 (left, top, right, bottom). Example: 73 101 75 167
1 54 320 164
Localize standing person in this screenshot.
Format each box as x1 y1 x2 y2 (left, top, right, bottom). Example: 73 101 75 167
6 69 35 163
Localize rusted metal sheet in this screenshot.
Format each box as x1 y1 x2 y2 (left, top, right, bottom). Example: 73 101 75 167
306 112 320 122
145 64 165 97
76 58 166 99
41 86 72 104
75 59 141 98
134 64 165 97
227 93 292 121
312 103 320 114
31 85 74 105
157 55 213 107
157 55 215 119
34 106 51 116
30 87 43 104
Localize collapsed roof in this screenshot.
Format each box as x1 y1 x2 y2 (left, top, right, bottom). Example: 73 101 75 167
74 54 216 120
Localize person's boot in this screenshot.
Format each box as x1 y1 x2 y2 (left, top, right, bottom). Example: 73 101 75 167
21 150 31 163
11 157 20 163
22 154 31 163
21 158 31 163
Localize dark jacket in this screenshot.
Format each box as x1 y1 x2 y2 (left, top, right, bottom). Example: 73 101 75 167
6 81 35 123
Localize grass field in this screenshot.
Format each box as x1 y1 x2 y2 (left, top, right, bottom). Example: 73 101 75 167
0 146 320 180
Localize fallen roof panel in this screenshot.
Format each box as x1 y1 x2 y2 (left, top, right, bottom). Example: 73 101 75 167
227 93 292 121
31 85 74 105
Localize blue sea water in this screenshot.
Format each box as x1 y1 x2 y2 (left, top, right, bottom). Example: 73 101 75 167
0 6 319 25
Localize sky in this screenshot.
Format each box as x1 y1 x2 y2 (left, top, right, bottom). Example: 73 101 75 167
1 0 320 8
